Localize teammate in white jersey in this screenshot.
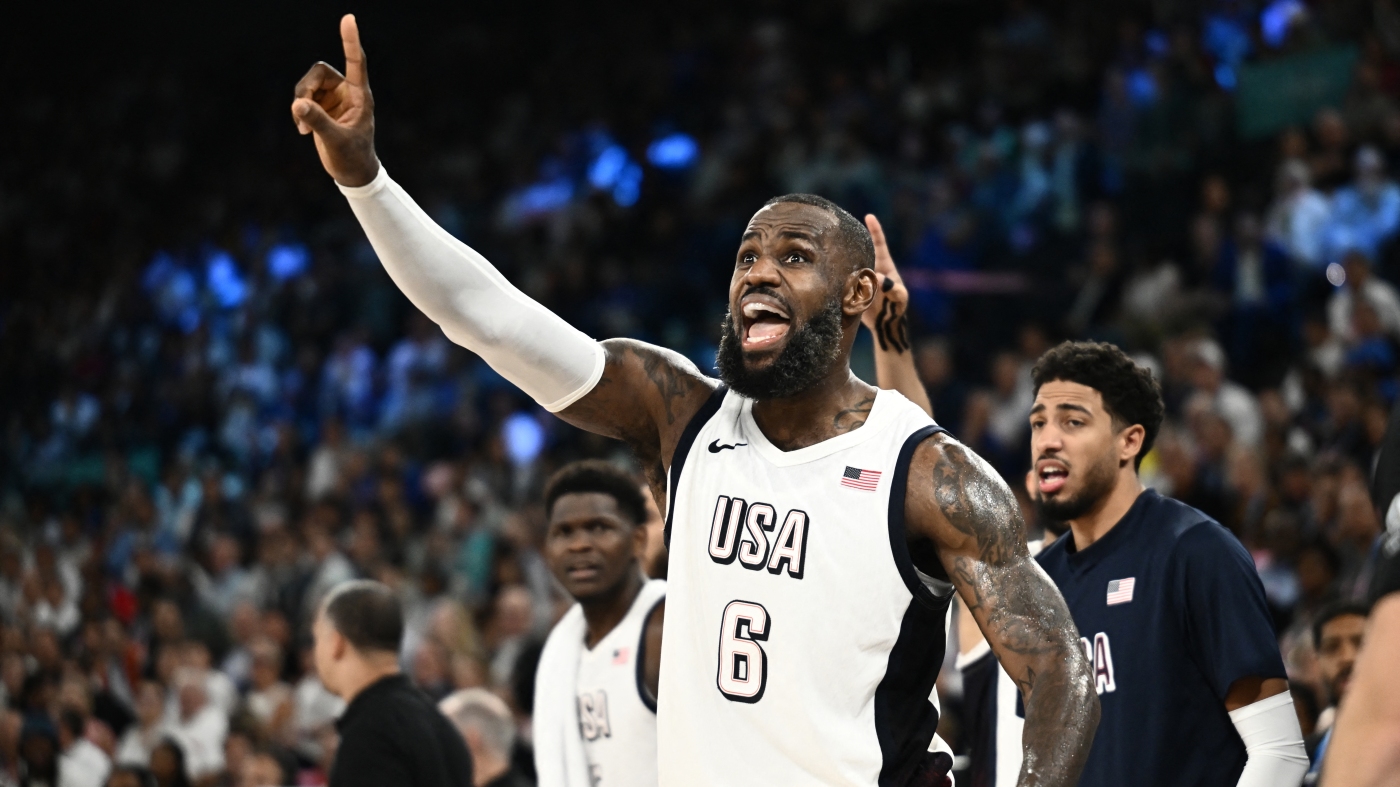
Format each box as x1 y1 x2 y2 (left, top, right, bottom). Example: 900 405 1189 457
534 462 664 787
291 17 1099 786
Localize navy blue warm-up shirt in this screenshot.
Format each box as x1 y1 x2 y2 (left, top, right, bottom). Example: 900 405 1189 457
1031 489 1287 787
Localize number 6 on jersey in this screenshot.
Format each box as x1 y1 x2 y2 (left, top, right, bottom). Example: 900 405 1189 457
717 600 770 703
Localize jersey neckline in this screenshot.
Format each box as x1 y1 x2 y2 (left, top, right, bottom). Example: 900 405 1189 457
736 388 901 467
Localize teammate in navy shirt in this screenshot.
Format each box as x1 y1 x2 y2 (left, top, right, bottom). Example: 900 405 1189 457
1026 342 1308 787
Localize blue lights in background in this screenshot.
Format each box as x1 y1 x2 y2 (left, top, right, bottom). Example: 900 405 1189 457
588 144 630 190
613 162 643 207
205 250 248 309
503 412 545 465
516 178 576 215
647 133 699 169
1214 63 1237 90
266 243 309 281
1126 68 1158 107
1260 0 1306 48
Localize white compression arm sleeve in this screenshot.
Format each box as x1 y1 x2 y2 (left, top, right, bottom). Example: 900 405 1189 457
338 168 605 412
1229 691 1309 787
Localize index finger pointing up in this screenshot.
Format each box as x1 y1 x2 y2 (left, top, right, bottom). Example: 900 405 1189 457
340 14 368 87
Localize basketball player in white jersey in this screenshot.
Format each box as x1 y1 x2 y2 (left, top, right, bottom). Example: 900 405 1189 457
534 461 665 787
291 17 1099 785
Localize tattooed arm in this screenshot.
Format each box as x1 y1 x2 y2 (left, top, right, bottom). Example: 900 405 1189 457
862 215 932 418
907 434 1098 787
557 339 718 470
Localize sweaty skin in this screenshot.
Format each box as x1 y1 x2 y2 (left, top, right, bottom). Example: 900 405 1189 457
292 17 1098 785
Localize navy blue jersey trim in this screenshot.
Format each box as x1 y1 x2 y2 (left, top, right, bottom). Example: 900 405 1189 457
874 594 954 786
876 424 953 787
888 424 950 609
634 595 664 713
664 385 727 550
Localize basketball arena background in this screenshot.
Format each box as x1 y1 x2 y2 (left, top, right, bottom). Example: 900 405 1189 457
0 0 1393 784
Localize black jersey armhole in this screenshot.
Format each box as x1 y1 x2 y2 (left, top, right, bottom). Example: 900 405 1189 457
634 594 665 713
664 385 727 550
888 424 952 610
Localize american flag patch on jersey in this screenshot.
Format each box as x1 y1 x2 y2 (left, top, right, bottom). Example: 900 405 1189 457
1106 578 1136 605
612 647 630 665
841 466 882 491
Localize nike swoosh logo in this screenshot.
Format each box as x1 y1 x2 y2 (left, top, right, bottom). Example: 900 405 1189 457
708 440 748 453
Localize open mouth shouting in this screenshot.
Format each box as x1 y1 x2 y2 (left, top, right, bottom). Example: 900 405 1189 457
1036 459 1069 495
739 292 792 351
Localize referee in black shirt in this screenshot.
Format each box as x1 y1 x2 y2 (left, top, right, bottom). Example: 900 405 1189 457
314 580 474 787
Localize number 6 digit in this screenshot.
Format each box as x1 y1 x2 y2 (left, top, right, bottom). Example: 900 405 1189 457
717 600 770 703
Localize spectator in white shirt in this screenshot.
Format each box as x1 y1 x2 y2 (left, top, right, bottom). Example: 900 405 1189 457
165 669 227 781
116 681 168 767
1328 249 1400 343
242 639 293 744
1266 158 1332 269
1187 338 1264 449
57 711 110 787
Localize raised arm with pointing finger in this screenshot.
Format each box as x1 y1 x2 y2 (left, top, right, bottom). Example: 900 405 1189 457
291 15 716 500
293 18 1097 786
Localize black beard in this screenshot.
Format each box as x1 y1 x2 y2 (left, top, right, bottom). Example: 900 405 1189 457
716 300 845 400
1034 454 1119 524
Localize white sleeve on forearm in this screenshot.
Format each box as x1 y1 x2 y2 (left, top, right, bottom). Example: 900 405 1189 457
1230 691 1309 787
338 168 605 412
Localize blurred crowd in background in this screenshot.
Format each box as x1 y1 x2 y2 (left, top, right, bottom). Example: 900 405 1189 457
4 0 1400 784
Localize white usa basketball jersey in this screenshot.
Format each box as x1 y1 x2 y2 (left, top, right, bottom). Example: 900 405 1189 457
576 579 665 787
659 387 956 787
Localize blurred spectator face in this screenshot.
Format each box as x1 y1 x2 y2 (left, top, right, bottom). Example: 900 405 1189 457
149 742 182 787
0 710 20 761
1297 545 1339 599
1356 146 1386 194
1201 175 1230 216
543 492 644 603
240 752 283 787
250 641 282 691
1343 250 1372 288
1336 484 1381 543
106 770 145 787
175 672 207 720
1190 410 1233 461
224 732 251 785
229 602 259 645
136 681 165 728
493 586 534 639
209 535 240 575
991 352 1020 397
1030 381 1135 522
151 600 184 643
1189 342 1225 393
915 340 953 388
411 641 448 692
1317 612 1366 704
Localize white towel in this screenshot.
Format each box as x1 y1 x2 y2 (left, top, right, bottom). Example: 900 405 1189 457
534 603 592 787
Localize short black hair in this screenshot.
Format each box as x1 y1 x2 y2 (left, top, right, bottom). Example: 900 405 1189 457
321 580 404 654
1313 600 1370 649
762 194 875 272
1031 341 1165 469
544 460 646 525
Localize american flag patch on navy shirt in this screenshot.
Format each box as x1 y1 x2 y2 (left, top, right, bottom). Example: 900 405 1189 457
841 466 881 491
1106 578 1136 605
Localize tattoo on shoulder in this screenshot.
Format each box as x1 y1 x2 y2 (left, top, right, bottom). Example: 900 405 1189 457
832 396 875 432
633 346 693 425
931 442 1026 565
